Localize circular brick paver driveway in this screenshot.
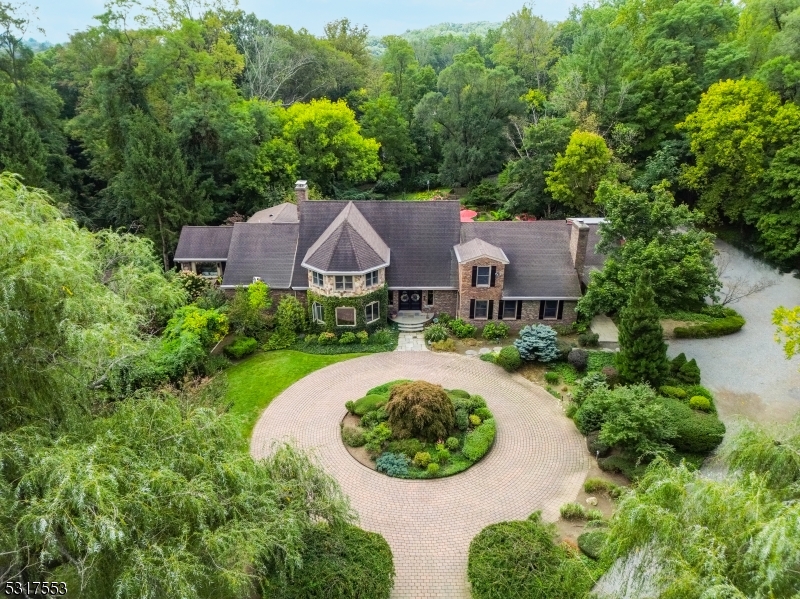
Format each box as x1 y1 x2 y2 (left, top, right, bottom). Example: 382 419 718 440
251 353 590 599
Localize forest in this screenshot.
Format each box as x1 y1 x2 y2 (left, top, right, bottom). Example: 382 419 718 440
3 0 800 267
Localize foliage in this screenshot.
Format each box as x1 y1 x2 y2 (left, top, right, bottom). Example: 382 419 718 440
424 323 449 342
360 408 389 429
577 531 607 560
0 394 354 598
177 270 212 301
341 425 366 447
659 386 687 399
448 318 477 338
579 182 719 316
224 336 259 359
674 310 746 338
584 478 622 498
276 295 308 334
350 395 388 416
689 396 712 412
366 380 413 396
482 322 510 341
427 462 440 475
292 328 398 355
413 451 432 468
165 305 229 348
658 398 725 454
560 502 588 521
496 346 522 371
568 348 588 371
385 381 456 442
469 414 482 426
431 339 456 352
375 452 410 477
261 523 394 599
339 331 358 344
572 372 608 406
319 332 337 345
364 422 393 454
307 285 388 333
228 282 273 338
676 358 702 384
578 332 599 347
514 325 559 362
462 418 496 461
544 371 560 384
265 329 297 351
545 130 614 215
446 437 460 450
474 407 493 421
587 351 616 373
385 438 424 459
617 276 670 386
467 512 597 599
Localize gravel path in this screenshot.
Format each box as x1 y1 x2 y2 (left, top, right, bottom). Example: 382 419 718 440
250 352 589 599
668 240 800 424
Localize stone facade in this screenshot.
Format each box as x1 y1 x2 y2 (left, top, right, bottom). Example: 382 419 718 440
517 300 578 326
456 257 506 324
307 267 386 298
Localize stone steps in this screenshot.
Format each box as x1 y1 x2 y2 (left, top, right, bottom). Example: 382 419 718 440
397 323 424 332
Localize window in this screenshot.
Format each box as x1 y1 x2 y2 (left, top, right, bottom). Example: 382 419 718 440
197 262 218 277
312 271 324 287
502 300 518 320
542 300 559 319
474 300 489 319
365 301 380 323
312 302 325 323
335 306 356 326
366 270 379 287
426 290 434 305
335 275 353 291
475 266 491 287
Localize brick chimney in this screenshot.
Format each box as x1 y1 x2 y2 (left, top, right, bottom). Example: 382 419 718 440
569 218 590 277
295 180 308 220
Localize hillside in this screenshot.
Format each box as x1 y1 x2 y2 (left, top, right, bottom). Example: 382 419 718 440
367 21 501 56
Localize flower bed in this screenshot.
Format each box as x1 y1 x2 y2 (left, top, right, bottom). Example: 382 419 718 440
340 380 496 478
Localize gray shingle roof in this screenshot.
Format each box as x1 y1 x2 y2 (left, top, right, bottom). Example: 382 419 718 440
248 203 298 224
174 226 233 261
221 223 299 288
292 200 461 289
302 202 390 273
460 221 582 298
454 238 509 264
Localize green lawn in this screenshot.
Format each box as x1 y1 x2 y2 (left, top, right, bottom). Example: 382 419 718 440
224 350 364 441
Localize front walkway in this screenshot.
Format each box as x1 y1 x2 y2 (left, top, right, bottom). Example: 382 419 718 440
591 314 619 348
251 353 589 598
396 332 428 351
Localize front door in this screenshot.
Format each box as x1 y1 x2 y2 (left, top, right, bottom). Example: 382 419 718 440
398 290 422 311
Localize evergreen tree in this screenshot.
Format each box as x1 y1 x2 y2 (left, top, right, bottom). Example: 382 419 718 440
617 275 669 385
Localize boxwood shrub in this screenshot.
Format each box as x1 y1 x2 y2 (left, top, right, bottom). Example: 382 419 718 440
224 336 258 359
495 346 521 371
674 308 745 338
658 398 725 454
351 394 388 416
462 418 496 461
366 379 412 397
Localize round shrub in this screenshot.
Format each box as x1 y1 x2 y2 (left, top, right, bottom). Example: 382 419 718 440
578 331 600 347
224 336 258 359
446 436 460 450
376 452 409 477
350 395 388 416
568 348 588 372
514 325 560 362
482 322 510 341
436 449 450 464
261 523 395 599
304 334 318 345
462 418 496 461
386 381 456 442
495 346 522 372
577 530 607 560
469 414 482 427
341 426 366 447
689 395 712 412
424 323 449 343
449 389 471 399
468 513 595 599
474 407 493 420
684 385 713 400
356 330 369 344
413 451 432 468
601 365 620 387
339 331 358 344
318 331 337 345
573 372 607 406
449 318 477 338
574 395 607 435
427 463 440 476
659 398 726 454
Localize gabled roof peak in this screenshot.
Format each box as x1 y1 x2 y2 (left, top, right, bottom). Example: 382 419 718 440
454 237 509 264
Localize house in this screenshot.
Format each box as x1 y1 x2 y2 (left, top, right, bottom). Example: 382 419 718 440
174 181 602 331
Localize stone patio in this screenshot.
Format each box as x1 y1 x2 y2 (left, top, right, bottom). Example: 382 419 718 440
250 353 590 598
396 332 428 351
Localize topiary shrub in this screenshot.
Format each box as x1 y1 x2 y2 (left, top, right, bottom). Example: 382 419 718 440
462 418 496 461
449 318 477 338
495 346 522 372
677 358 702 384
674 309 745 338
482 322 510 341
559 502 587 521
469 414 482 426
568 348 588 372
413 451 432 468
341 426 366 447
431 339 456 352
385 381 456 442
350 395 388 416
577 530 607 560
224 336 258 359
427 463 440 476
376 452 409 477
514 325 559 362
445 436 460 450
339 331 358 344
261 523 394 599
544 371 559 384
689 395 712 412
658 398 725 454
659 385 687 399
670 352 687 374
424 323 449 342
366 379 412 397
578 332 600 347
468 512 595 599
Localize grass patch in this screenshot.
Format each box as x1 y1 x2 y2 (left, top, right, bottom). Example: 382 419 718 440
551 362 579 384
224 350 364 442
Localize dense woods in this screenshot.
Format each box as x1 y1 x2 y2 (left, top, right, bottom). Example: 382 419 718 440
3 0 800 266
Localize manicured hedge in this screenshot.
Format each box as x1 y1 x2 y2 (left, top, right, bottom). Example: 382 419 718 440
674 309 745 338
366 379 412 396
658 398 726 454
468 513 596 599
224 336 258 359
462 418 496 461
351 394 387 416
261 523 395 599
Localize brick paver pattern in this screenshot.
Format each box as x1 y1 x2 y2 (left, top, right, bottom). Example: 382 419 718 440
250 353 590 599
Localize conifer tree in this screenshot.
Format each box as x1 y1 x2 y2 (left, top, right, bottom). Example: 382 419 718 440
617 275 669 385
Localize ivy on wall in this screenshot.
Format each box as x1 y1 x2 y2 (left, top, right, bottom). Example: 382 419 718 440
307 285 389 333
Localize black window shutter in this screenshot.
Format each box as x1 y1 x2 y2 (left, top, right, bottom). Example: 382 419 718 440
469 299 475 319
516 301 523 320
498 300 505 320
538 301 545 319
471 266 477 287
490 266 497 287
488 300 494 319
557 300 564 319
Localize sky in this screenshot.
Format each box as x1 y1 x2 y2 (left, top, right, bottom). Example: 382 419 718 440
26 0 578 43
